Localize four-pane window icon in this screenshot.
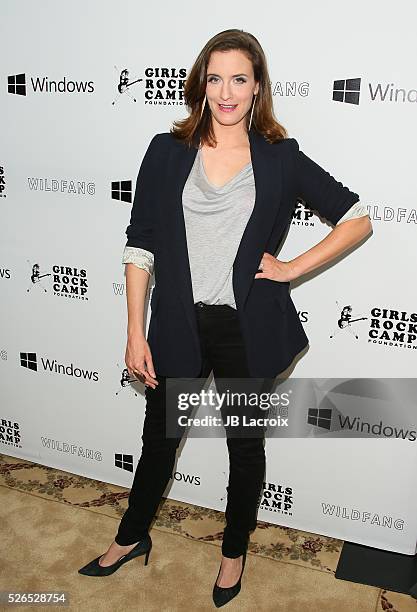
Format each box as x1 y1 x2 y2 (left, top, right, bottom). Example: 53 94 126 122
115 453 134 472
8 73 26 96
307 408 332 430
333 78 361 105
20 351 37 371
111 180 132 203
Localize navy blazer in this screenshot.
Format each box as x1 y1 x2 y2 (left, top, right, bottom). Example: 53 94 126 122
125 127 360 378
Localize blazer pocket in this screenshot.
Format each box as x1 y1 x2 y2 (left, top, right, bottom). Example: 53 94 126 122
252 278 290 312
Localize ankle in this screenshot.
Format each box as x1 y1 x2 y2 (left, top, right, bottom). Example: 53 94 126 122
222 553 243 562
114 541 137 550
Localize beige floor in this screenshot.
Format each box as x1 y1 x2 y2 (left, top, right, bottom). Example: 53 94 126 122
0 454 415 611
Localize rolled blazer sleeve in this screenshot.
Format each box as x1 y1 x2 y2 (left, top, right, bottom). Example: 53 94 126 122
125 134 160 253
291 138 360 226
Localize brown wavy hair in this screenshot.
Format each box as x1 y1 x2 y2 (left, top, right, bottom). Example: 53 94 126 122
171 28 288 149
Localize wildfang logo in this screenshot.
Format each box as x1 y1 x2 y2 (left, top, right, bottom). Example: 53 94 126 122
321 503 404 530
41 438 102 459
113 282 125 296
27 176 96 195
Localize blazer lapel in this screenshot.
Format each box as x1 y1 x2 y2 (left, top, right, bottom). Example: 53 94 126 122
233 129 283 310
164 127 283 335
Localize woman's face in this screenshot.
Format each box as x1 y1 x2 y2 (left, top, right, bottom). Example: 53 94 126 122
205 49 259 130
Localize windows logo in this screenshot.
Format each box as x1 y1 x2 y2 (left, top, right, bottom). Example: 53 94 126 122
111 180 132 203
332 78 361 105
307 408 332 430
8 73 26 96
20 351 37 371
115 453 134 472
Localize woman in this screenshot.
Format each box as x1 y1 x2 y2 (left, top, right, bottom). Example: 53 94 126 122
78 29 372 607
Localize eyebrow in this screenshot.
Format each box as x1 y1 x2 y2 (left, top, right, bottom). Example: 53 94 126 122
206 73 249 78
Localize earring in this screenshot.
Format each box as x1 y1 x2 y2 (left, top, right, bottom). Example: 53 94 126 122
200 94 207 119
248 94 256 130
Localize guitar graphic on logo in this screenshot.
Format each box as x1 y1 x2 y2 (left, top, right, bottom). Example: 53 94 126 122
330 302 367 340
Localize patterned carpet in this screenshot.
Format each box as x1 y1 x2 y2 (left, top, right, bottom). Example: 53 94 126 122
0 453 415 611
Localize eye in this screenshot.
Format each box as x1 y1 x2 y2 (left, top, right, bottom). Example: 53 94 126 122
206 76 247 84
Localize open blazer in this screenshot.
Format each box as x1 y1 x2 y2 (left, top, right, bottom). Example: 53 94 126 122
125 127 360 378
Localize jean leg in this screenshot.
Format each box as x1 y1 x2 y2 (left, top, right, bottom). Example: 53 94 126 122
222 437 266 557
115 374 182 545
115 310 213 546
204 306 275 557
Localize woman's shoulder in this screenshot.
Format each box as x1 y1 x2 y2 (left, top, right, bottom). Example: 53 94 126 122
269 135 298 149
255 130 298 153
149 132 172 146
147 131 185 153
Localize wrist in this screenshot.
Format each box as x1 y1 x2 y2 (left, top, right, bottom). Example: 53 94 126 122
127 325 145 339
287 259 302 281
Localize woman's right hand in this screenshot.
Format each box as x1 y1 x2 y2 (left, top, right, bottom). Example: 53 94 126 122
125 332 159 389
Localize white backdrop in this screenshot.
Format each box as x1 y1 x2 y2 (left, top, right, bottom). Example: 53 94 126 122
1 0 416 555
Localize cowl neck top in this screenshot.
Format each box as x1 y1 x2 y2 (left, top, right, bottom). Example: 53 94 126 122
181 146 256 309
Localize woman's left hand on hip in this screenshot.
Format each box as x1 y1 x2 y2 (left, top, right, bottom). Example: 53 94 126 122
254 252 296 282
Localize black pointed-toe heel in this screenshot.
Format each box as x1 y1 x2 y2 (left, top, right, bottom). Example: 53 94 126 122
78 533 152 577
212 550 247 608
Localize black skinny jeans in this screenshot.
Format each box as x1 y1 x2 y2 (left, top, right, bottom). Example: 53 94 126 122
115 301 275 558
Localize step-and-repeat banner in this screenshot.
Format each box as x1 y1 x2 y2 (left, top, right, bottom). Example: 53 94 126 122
1 1 416 554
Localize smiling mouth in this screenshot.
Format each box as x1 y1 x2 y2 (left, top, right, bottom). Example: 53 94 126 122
218 103 238 112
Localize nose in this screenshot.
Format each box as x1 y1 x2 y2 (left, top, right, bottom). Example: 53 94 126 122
219 83 232 101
